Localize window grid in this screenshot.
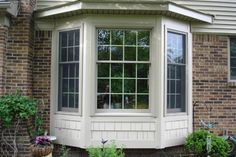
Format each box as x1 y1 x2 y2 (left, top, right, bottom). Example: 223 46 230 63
58 30 80 111
230 38 236 79
97 29 150 110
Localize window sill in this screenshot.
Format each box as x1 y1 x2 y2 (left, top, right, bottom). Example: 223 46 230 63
54 111 81 116
92 112 156 117
227 81 236 88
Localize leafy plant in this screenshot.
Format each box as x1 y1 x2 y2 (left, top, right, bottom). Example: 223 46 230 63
60 145 70 157
185 129 229 157
86 140 125 157
0 92 38 127
0 91 38 157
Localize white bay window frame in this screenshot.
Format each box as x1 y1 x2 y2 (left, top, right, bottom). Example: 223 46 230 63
49 15 192 149
51 20 84 116
163 18 192 116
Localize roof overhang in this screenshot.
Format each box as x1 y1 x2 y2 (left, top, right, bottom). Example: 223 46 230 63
35 1 213 23
0 0 19 17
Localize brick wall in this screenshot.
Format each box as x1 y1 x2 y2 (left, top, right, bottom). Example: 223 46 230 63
33 30 52 131
192 34 236 135
0 0 36 156
5 0 35 95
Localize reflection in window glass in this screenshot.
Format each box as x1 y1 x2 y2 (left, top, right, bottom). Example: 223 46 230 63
97 29 150 110
167 31 186 113
58 30 80 112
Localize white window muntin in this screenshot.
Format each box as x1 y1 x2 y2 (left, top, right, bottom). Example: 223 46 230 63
96 28 151 113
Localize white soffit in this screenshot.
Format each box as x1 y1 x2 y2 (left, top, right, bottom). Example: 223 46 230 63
35 1 213 23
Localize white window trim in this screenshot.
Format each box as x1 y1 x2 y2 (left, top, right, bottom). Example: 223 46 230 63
51 25 83 116
163 18 192 117
85 16 158 117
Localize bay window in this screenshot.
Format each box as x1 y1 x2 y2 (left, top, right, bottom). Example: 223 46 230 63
96 29 150 111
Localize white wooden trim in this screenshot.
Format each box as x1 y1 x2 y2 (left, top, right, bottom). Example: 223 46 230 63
35 1 213 24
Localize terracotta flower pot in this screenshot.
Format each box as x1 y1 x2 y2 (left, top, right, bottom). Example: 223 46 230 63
30 144 53 157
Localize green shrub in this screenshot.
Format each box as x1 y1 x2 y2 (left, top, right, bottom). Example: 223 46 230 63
86 142 125 157
185 129 229 157
0 92 38 127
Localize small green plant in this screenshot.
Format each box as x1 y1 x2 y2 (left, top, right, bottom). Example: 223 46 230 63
86 140 125 157
185 129 229 157
60 145 70 157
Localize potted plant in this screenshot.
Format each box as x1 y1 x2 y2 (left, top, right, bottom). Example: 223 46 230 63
30 135 53 157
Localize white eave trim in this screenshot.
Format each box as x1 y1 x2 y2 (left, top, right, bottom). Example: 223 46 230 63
0 2 10 9
35 1 213 23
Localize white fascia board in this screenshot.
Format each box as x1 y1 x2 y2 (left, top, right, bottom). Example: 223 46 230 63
0 2 10 9
36 2 82 18
168 3 213 23
35 1 213 24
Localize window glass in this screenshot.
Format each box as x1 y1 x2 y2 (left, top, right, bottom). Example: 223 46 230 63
97 29 150 110
230 38 236 80
58 30 80 112
167 31 186 113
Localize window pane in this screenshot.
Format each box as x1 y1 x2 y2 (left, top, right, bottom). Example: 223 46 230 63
111 46 123 60
231 58 236 67
75 47 80 60
98 79 109 93
98 46 110 60
124 79 135 93
62 79 68 92
62 94 68 108
111 79 122 93
111 64 123 77
98 63 109 77
68 31 74 46
138 47 149 61
69 79 75 92
230 38 236 57
125 47 136 61
61 48 67 62
138 31 150 46
111 30 123 45
137 95 148 109
62 65 68 77
60 32 67 47
98 30 110 45
137 64 149 78
97 94 109 109
231 68 236 79
137 79 148 93
124 95 135 109
124 64 136 78
59 30 80 112
111 95 122 109
125 30 137 45
69 94 74 108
